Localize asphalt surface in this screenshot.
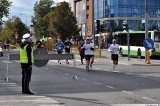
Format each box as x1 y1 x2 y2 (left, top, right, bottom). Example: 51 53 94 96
0 49 160 105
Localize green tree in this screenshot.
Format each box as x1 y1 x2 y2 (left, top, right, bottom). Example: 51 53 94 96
49 2 80 42
31 0 54 39
0 0 11 25
1 16 29 43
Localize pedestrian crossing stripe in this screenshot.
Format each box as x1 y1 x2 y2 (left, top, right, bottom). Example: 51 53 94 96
2 61 13 63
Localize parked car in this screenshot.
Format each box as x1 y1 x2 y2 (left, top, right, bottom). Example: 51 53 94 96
0 47 3 56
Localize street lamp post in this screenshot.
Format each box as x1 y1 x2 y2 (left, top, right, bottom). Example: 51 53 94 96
145 0 148 63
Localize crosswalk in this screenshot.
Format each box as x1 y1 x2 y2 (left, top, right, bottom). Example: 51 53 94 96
0 81 64 106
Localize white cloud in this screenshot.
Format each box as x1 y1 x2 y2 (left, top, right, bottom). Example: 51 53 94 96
8 0 68 26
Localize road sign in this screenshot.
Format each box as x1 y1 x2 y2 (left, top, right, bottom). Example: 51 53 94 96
143 38 154 50
33 48 49 67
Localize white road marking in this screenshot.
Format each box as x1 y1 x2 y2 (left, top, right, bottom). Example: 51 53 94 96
64 73 70 75
92 82 101 85
103 69 110 71
0 99 58 103
140 75 148 77
95 67 101 70
81 78 89 81
0 83 16 85
125 73 134 75
57 71 62 73
142 97 156 102
122 91 134 95
105 86 116 89
45 68 49 70
2 61 13 63
14 60 20 63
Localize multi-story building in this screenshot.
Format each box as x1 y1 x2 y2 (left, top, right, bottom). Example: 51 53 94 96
72 0 160 36
95 0 160 33
73 0 94 38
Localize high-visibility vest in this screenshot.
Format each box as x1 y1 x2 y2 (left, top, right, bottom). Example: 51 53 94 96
20 45 34 63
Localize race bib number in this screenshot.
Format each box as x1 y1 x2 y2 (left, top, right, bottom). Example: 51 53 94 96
112 48 118 54
58 47 61 50
66 45 70 48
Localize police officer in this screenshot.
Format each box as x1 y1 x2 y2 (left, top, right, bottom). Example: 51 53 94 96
20 33 34 95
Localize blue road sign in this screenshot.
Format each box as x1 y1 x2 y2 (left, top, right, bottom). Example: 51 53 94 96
143 38 154 50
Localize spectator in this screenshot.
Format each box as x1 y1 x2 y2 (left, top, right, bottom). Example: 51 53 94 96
40 40 45 48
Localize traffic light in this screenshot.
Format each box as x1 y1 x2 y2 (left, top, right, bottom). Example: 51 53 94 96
95 20 100 32
123 23 128 31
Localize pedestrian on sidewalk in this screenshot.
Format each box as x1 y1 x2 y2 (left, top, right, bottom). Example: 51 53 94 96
109 39 119 73
83 38 94 71
55 39 64 64
64 38 72 64
78 40 85 64
20 33 34 95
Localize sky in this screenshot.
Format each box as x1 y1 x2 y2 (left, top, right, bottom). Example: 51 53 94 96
3 0 68 26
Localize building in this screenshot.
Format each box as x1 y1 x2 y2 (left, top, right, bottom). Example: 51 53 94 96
73 0 160 35
73 0 94 38
95 0 160 32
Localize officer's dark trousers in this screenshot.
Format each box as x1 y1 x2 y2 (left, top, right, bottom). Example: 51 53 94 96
21 63 32 93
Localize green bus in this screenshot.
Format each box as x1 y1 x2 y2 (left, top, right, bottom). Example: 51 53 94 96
115 31 160 57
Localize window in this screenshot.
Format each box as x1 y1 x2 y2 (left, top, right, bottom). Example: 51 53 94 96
87 14 89 19
87 26 90 32
87 6 89 10
154 31 160 42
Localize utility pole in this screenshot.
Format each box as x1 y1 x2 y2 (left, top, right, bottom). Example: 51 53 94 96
123 22 130 61
145 0 148 63
92 0 95 46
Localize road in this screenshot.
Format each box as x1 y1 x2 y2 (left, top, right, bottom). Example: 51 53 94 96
0 49 160 105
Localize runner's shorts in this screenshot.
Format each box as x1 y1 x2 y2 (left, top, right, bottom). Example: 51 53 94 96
111 54 118 61
85 55 92 61
65 48 70 53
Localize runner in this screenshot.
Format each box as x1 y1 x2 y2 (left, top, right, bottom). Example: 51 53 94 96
90 39 94 68
83 38 94 72
55 39 64 64
64 38 72 64
78 40 85 64
109 39 119 73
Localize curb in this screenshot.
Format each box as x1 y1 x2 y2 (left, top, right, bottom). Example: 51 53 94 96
131 64 160 66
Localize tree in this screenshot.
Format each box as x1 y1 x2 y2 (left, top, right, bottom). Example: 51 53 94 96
1 16 29 43
49 2 80 42
31 0 54 39
0 0 11 25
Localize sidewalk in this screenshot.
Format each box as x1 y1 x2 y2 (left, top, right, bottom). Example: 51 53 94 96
95 56 160 66
0 78 65 106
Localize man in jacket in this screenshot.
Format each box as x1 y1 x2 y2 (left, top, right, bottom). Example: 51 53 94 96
20 33 34 95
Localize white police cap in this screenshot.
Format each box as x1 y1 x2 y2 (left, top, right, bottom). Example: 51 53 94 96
22 33 31 39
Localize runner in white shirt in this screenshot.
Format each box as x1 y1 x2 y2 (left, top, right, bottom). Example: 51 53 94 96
83 38 94 71
90 40 94 68
109 39 119 73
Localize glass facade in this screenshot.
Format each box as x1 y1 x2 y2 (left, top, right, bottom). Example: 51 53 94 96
94 0 160 32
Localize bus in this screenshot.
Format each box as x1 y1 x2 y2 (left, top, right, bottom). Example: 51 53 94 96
114 31 160 57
